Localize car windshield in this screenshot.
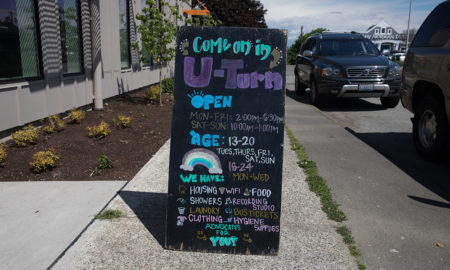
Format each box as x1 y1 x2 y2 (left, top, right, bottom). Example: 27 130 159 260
318 39 380 56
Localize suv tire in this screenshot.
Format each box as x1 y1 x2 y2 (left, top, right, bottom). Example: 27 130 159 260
380 96 400 108
309 80 323 107
295 74 305 95
413 96 450 161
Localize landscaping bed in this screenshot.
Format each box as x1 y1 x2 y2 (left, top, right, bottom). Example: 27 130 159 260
0 90 173 181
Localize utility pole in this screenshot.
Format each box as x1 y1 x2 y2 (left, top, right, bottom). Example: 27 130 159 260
406 0 412 51
299 26 304 52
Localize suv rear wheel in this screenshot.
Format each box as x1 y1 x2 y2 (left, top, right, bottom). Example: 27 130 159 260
380 96 400 108
413 96 450 161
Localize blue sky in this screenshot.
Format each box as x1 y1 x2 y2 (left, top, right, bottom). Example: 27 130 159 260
259 0 442 46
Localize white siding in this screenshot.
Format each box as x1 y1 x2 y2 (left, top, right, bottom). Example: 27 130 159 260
0 0 188 133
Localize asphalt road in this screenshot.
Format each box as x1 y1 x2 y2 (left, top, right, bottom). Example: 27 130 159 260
285 65 450 270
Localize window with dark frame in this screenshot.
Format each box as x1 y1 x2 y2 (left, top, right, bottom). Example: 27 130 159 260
58 0 83 75
0 0 41 81
119 0 131 69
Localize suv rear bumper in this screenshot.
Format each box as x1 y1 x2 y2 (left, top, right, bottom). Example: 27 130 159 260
317 78 401 98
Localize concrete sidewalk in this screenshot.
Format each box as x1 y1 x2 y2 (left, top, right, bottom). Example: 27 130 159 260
0 181 126 270
53 134 357 270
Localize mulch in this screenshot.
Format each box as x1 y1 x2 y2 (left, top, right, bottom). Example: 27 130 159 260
0 90 173 181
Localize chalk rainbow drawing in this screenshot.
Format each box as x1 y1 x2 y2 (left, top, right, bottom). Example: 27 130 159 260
180 148 222 174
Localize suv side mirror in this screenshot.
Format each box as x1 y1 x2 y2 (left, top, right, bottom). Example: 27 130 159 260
303 50 313 57
382 49 390 56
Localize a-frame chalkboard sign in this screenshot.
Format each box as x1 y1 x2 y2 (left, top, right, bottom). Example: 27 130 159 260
165 26 286 255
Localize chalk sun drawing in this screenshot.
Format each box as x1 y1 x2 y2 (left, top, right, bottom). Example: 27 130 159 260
180 148 223 174
187 91 205 109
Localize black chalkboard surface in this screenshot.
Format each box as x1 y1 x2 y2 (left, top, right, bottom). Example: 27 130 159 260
165 26 286 255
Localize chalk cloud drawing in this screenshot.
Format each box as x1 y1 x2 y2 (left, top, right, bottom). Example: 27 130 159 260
180 148 223 174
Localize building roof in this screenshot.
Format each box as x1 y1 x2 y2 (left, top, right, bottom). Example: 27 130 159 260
365 20 393 33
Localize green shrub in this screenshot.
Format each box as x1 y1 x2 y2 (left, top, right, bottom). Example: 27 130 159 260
11 125 39 147
43 114 65 134
87 121 111 139
91 155 113 176
161 77 174 93
145 85 160 102
98 155 113 169
0 144 7 167
114 115 131 128
30 147 59 173
68 108 86 124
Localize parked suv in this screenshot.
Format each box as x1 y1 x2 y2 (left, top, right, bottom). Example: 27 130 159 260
401 1 450 161
294 32 402 108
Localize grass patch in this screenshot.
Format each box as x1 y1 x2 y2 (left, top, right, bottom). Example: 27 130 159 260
95 209 123 220
287 127 346 222
349 245 361 256
336 226 363 259
357 261 367 270
336 226 354 244
286 126 366 269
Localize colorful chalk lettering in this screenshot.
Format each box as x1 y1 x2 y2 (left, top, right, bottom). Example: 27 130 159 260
166 26 285 255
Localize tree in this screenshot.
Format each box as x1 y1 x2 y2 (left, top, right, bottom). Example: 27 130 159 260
186 14 221 27
134 0 183 105
287 27 328 64
192 0 267 28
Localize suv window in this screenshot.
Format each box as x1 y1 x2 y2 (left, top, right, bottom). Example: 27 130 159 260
411 2 450 47
318 39 379 56
301 39 313 53
301 38 317 55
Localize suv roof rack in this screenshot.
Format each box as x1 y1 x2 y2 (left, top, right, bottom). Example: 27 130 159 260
311 31 363 39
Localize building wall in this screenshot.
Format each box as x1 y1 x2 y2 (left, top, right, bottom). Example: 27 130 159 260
362 22 404 51
0 0 187 134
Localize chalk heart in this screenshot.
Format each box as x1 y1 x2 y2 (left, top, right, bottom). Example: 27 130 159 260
219 187 225 194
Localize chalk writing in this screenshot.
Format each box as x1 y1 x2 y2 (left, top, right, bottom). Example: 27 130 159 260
191 121 228 131
209 236 238 247
184 57 283 90
190 130 221 147
232 172 270 182
190 196 223 206
188 91 232 110
188 214 223 223
228 162 254 173
166 26 286 255
189 207 220 215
